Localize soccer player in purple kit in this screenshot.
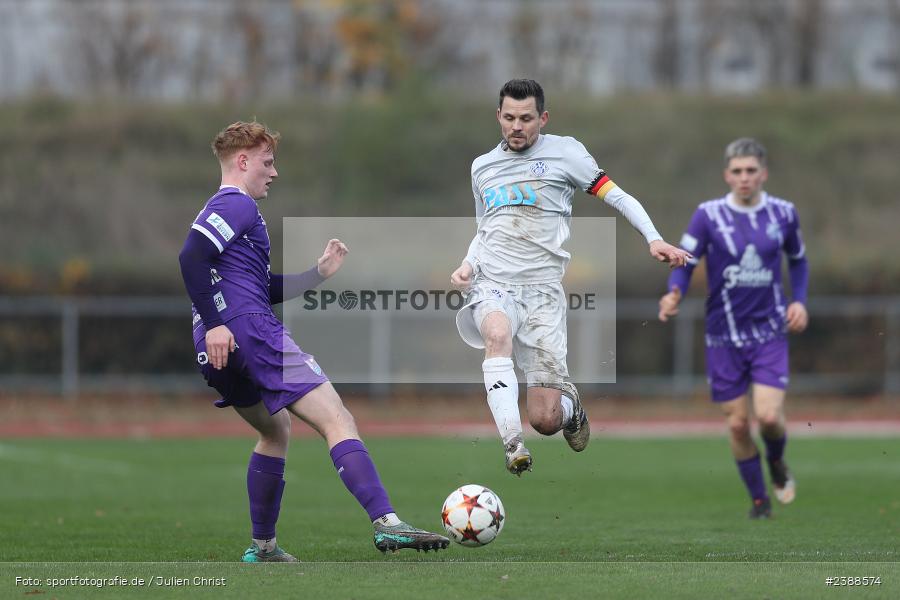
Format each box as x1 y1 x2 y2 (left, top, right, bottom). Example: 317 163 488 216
179 121 448 561
658 138 809 519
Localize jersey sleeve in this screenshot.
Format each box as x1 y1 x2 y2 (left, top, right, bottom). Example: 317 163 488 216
783 204 806 261
463 165 485 267
667 206 709 294
190 192 258 253
561 138 618 200
679 206 710 260
783 204 809 303
269 267 326 305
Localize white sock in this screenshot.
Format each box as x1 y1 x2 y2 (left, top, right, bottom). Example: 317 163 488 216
482 357 522 445
253 537 277 553
373 512 401 526
560 395 574 426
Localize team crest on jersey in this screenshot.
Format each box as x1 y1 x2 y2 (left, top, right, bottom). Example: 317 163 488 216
723 244 773 289
305 357 323 376
529 161 549 177
766 221 782 242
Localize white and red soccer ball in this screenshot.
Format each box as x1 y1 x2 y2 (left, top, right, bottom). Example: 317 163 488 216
441 484 505 547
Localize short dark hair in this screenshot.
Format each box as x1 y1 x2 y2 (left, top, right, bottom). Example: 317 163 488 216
724 137 767 167
499 79 545 114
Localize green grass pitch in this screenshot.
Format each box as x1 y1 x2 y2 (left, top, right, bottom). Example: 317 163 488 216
1 436 898 599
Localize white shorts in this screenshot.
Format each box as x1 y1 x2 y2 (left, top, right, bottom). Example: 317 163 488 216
456 278 568 386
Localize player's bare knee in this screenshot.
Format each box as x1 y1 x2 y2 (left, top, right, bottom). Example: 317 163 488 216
728 417 751 440
757 413 782 434
529 411 561 436
322 405 358 440
339 406 358 431
259 410 292 446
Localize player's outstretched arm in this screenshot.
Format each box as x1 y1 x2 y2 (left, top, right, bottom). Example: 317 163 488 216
269 239 348 305
450 261 474 290
658 286 682 322
649 240 691 268
316 238 349 279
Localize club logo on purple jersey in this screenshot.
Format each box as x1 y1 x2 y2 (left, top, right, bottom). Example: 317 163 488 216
529 161 549 177
723 244 773 289
305 357 323 376
766 221 783 242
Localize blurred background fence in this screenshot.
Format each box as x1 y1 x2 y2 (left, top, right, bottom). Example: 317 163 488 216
2 295 897 398
1 0 899 403
3 0 899 100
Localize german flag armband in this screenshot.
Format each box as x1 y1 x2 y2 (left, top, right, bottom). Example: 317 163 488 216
587 171 617 200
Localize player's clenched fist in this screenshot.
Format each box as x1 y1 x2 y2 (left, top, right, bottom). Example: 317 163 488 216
450 261 474 290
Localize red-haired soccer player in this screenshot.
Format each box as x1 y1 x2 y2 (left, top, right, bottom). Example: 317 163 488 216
179 121 448 561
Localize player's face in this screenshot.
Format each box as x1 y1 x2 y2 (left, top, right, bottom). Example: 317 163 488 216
724 156 767 204
241 145 278 200
497 97 548 152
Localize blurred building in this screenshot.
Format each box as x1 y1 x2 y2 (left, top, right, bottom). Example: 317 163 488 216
1 0 898 100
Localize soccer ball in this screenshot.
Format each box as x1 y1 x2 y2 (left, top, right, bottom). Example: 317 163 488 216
440 484 505 547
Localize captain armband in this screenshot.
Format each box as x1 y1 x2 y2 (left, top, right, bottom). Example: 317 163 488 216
587 171 617 200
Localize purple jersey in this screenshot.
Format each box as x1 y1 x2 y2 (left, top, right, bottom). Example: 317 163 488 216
189 186 272 330
670 192 806 348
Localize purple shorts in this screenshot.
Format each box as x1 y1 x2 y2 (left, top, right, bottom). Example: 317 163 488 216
705 336 789 402
193 312 329 415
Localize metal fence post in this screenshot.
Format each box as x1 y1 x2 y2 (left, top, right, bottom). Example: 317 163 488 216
369 309 391 400
672 299 696 394
61 299 79 399
885 301 900 396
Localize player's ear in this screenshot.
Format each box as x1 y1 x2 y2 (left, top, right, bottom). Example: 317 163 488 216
540 111 549 127
760 167 769 183
236 152 249 171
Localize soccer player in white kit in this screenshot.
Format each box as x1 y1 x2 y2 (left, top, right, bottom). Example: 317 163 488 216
451 80 690 475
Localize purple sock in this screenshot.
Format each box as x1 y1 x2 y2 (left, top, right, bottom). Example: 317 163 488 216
736 454 768 501
247 452 286 540
763 432 787 467
329 439 394 521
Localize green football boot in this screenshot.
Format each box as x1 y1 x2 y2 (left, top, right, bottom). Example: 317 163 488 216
373 521 450 553
241 542 300 562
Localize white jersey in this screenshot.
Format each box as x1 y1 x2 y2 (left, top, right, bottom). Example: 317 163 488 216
466 134 661 284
